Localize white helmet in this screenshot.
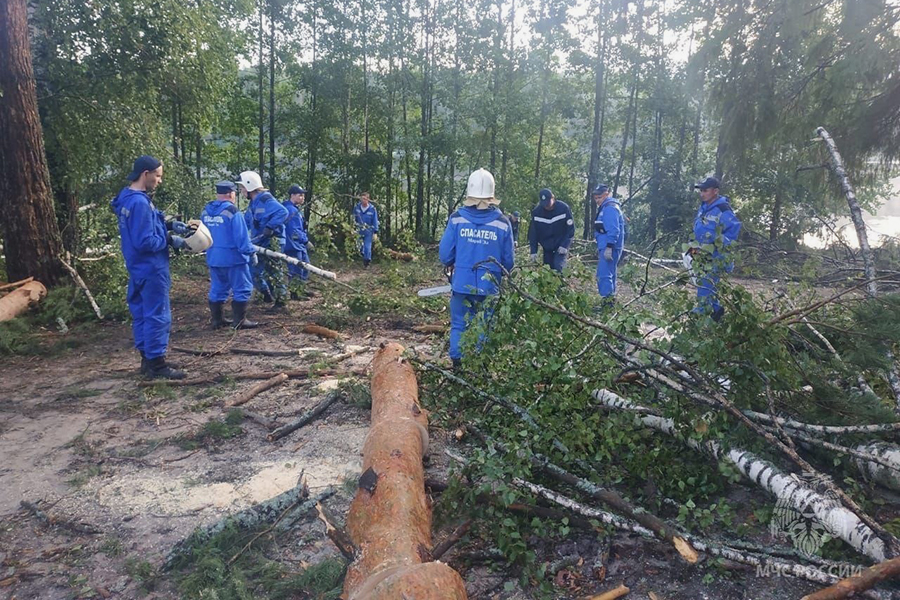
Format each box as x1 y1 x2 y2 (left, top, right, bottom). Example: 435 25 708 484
236 171 264 192
466 168 495 199
184 220 213 253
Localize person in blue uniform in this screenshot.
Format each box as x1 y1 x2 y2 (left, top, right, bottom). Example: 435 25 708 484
592 185 626 300
353 192 379 267
439 168 515 370
237 171 289 307
201 181 258 330
509 211 521 247
688 177 742 321
528 188 575 272
110 155 186 380
282 184 309 293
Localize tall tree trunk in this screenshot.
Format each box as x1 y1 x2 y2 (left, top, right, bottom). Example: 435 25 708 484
0 0 65 285
383 0 396 244
195 129 202 181
258 2 265 176
56 184 78 256
770 186 783 241
171 99 179 161
612 83 637 197
414 0 430 239
269 0 276 193
362 0 370 154
178 101 186 165
500 0 514 189
305 0 318 223
647 0 664 240
584 0 607 239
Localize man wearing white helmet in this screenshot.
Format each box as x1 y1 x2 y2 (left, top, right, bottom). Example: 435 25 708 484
438 168 515 370
236 171 289 308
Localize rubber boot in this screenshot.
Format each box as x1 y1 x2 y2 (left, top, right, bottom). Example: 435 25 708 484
140 351 148 376
209 301 228 330
260 289 274 303
232 301 259 329
145 356 186 380
452 358 462 371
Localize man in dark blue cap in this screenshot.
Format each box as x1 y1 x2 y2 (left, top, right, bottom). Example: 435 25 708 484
282 184 310 294
110 155 187 379
688 177 741 321
201 181 259 330
508 210 521 247
527 188 575 272
592 184 626 300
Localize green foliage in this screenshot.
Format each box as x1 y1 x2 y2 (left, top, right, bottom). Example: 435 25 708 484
176 411 245 450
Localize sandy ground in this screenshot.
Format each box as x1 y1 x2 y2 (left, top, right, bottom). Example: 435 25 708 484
0 259 855 599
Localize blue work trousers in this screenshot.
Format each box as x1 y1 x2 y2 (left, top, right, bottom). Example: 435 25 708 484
209 265 253 303
542 248 566 272
596 248 624 297
286 247 309 281
359 231 374 261
126 269 171 360
449 292 496 360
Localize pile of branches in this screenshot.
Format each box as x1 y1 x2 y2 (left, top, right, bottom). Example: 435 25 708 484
418 260 900 598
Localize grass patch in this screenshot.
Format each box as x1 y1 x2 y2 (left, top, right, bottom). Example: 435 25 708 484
174 519 345 600
340 380 371 409
175 410 244 451
68 464 102 489
125 557 160 595
100 536 124 558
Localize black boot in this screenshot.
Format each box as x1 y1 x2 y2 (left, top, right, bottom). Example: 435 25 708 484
452 358 462 371
232 301 259 329
145 356 186 380
363 259 371 268
140 352 148 376
260 289 274 303
209 301 228 330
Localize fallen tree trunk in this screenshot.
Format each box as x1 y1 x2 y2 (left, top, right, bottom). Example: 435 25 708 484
387 249 416 262
817 126 900 408
267 390 344 442
0 276 33 293
226 372 288 407
853 442 900 493
303 323 342 340
593 389 889 562
518 478 876 591
467 426 698 563
0 280 47 322
165 484 334 570
343 342 467 600
802 555 900 600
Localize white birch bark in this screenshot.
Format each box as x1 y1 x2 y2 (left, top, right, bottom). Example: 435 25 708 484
593 389 888 562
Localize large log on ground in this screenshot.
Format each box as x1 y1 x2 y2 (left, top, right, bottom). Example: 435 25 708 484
343 342 467 600
0 280 47 322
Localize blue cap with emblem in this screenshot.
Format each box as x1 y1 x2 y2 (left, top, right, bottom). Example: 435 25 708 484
215 181 236 194
539 188 553 206
126 155 162 181
694 177 720 190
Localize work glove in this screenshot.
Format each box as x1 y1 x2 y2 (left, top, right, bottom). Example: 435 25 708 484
251 253 259 266
306 241 315 252
262 227 275 238
168 234 187 250
169 220 190 235
372 233 378 243
603 246 614 261
557 246 568 255
530 253 539 263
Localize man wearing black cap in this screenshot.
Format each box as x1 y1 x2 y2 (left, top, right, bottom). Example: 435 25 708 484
528 188 575 272
688 177 742 321
201 181 259 329
592 185 626 300
110 155 187 379
282 184 310 294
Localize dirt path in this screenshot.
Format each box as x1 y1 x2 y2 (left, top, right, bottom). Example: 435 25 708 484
0 259 832 599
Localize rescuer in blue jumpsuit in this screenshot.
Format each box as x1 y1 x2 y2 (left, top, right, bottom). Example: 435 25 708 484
689 177 742 321
528 188 575 272
353 192 379 267
110 155 186 380
201 181 258 330
438 168 515 370
592 185 626 299
282 184 310 291
237 171 289 307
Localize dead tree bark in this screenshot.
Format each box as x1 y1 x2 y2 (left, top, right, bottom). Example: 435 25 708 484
343 342 467 599
0 0 66 286
802 555 900 600
226 372 288 407
816 126 900 408
267 390 344 442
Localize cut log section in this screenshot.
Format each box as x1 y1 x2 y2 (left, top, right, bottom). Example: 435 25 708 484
343 342 467 600
0 276 34 293
303 323 342 340
0 280 47 322
226 373 289 407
